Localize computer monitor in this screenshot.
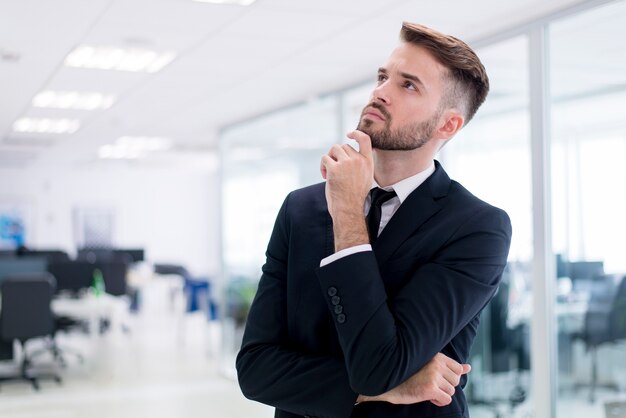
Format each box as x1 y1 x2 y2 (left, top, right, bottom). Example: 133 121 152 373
20 249 70 263
113 248 144 263
0 257 48 283
569 261 604 281
47 261 96 294
77 248 114 263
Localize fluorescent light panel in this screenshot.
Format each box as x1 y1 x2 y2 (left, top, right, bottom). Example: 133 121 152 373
192 0 256 5
98 136 172 160
12 118 80 134
32 91 116 110
65 46 176 73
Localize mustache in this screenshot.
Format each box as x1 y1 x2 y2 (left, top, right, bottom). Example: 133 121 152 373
365 102 391 120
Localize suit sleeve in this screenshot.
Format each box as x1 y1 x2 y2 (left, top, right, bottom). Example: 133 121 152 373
315 205 512 396
236 194 358 418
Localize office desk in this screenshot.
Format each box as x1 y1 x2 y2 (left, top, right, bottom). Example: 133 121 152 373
52 293 129 344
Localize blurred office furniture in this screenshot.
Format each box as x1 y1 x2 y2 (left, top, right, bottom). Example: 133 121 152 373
78 248 142 312
77 247 143 264
154 263 188 310
39 261 96 365
154 263 217 316
94 259 132 334
97 260 128 297
605 401 626 418
51 294 117 344
573 274 626 402
18 249 70 263
468 264 529 418
48 261 95 296
0 257 47 283
569 260 605 293
113 248 144 263
154 263 218 346
0 273 61 390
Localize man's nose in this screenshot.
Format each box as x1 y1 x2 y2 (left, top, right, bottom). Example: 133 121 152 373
372 82 391 105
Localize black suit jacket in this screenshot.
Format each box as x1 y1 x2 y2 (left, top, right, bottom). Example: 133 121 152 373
237 161 512 418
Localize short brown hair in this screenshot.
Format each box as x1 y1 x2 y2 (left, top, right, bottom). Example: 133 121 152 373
400 22 489 125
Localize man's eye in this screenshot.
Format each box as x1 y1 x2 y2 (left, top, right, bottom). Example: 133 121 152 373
377 74 387 83
403 81 417 91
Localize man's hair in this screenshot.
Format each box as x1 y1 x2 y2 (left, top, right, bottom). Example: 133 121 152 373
400 22 489 125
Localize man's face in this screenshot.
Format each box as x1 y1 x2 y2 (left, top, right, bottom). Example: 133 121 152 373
357 42 447 150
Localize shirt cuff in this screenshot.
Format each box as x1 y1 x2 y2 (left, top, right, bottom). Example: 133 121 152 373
319 244 372 267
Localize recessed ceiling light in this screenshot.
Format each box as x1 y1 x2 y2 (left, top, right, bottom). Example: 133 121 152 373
32 91 116 110
98 144 141 160
12 118 80 134
117 136 172 151
98 136 172 159
64 46 176 73
191 0 256 5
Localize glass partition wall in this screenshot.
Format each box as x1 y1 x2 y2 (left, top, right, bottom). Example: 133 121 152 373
219 96 339 375
441 35 534 418
550 2 626 417
219 2 626 416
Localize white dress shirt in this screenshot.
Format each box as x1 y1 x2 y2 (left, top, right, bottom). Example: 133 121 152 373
320 162 436 267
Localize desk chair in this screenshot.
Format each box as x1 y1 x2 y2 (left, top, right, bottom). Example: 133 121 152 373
0 273 61 390
97 260 128 297
574 274 626 402
467 264 528 418
93 260 133 335
34 261 96 366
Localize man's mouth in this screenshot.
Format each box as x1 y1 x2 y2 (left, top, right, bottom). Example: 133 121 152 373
363 107 386 121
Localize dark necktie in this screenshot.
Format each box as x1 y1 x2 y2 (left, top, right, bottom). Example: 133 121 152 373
366 188 397 244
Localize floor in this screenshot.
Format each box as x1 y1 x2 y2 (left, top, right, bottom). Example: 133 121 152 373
0 280 624 418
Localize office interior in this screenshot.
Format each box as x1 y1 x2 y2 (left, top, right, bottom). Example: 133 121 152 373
0 0 625 417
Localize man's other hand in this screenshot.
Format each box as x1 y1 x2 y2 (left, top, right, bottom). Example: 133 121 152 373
357 353 471 407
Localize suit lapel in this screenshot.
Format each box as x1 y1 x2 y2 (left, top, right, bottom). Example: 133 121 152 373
373 161 451 266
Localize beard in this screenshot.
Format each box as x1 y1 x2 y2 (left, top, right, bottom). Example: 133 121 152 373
357 102 441 151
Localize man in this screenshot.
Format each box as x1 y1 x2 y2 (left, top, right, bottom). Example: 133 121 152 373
236 22 512 418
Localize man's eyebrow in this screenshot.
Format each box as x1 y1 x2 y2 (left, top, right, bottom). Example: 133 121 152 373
400 71 425 88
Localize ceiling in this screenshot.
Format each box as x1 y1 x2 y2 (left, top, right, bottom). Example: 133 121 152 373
0 0 590 169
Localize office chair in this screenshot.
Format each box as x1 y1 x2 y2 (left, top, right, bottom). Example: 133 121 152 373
0 273 62 390
573 274 626 402
97 259 129 297
467 264 528 418
30 261 95 367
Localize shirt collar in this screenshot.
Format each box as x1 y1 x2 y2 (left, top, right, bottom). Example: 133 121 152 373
371 161 436 204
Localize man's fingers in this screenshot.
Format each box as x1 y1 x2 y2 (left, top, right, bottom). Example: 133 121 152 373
439 353 470 377
328 144 349 161
440 378 456 397
320 155 336 178
347 130 373 160
441 367 461 387
432 391 452 407
320 159 327 179
341 143 360 157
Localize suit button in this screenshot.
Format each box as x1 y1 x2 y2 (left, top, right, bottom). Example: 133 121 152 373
331 295 340 305
337 314 346 324
327 287 337 297
334 305 343 314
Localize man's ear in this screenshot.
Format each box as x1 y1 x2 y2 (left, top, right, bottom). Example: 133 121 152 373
436 110 464 141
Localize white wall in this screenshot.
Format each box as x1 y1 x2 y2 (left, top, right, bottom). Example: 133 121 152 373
0 163 220 279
